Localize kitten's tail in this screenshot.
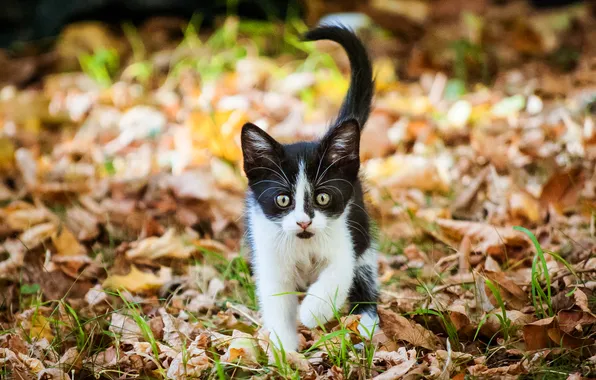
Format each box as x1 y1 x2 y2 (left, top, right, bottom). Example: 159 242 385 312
303 25 374 130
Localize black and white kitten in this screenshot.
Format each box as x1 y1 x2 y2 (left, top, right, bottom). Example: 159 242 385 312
241 25 378 352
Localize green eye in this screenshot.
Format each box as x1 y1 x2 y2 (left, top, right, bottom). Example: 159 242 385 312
316 192 330 206
275 194 291 208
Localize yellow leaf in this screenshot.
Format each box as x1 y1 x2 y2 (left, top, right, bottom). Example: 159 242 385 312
0 137 15 172
314 73 348 107
30 314 54 342
52 225 86 256
188 110 246 162
373 57 398 92
103 265 172 293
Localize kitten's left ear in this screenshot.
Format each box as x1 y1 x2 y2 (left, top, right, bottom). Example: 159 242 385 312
320 119 361 164
241 122 284 174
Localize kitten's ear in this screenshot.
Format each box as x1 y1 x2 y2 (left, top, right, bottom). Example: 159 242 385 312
320 119 361 164
241 123 283 172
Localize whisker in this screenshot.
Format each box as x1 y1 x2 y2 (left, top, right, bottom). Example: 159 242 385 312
247 166 290 186
251 179 289 188
315 154 350 186
317 177 355 193
349 202 371 218
257 186 285 202
346 220 370 243
263 157 292 186
314 145 330 185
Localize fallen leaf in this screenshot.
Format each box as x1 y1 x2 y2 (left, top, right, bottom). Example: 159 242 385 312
37 368 72 380
159 308 194 348
509 191 541 223
373 347 417 379
539 168 584 214
0 239 26 280
431 219 529 257
126 228 196 260
166 335 212 378
108 313 143 343
51 225 87 256
365 154 451 193
557 310 596 334
29 314 54 342
19 222 57 249
523 317 555 350
188 110 246 163
102 265 172 293
378 308 438 350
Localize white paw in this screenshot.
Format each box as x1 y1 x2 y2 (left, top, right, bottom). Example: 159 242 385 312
269 329 298 352
357 312 379 339
299 295 334 328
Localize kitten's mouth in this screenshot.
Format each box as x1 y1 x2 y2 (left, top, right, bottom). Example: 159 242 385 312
296 231 314 239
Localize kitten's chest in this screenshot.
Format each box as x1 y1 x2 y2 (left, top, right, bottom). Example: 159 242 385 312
294 251 327 291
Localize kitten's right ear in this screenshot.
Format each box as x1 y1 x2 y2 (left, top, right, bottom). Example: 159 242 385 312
241 123 283 172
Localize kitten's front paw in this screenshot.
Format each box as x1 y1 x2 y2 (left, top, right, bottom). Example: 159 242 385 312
299 295 334 328
269 329 298 352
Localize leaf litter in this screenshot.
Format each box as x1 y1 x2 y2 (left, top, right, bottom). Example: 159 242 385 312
1 2 596 379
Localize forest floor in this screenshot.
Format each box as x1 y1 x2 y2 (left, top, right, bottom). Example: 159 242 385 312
0 1 595 379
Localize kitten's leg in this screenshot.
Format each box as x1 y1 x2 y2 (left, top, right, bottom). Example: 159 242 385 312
299 246 355 328
256 263 299 351
349 251 379 339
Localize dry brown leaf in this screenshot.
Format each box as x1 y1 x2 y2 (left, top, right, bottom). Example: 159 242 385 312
483 271 528 309
51 225 86 256
19 222 57 249
523 316 555 350
373 347 417 380
159 308 195 348
547 328 592 349
2 203 52 231
509 191 541 223
468 360 527 379
108 313 143 343
378 308 438 350
365 154 451 193
0 239 26 280
539 168 584 214
126 228 196 260
84 285 108 306
557 310 596 334
458 235 471 274
166 171 215 200
451 167 489 213
37 368 72 380
65 207 99 241
431 219 529 256
572 289 592 313
166 334 212 379
102 265 172 293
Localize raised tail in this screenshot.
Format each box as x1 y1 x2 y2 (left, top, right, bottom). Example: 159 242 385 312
303 25 374 129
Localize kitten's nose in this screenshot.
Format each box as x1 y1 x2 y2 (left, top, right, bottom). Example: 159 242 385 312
296 220 312 230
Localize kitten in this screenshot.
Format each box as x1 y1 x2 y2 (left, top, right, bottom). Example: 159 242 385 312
241 25 378 352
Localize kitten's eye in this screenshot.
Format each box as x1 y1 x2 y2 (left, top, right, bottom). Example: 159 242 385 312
275 194 291 208
316 192 331 206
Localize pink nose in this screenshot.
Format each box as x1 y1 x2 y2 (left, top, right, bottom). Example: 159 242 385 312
297 221 312 230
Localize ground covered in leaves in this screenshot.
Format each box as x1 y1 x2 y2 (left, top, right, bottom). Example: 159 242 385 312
1 2 596 379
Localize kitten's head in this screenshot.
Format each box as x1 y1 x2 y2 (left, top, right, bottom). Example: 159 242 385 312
241 120 360 239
